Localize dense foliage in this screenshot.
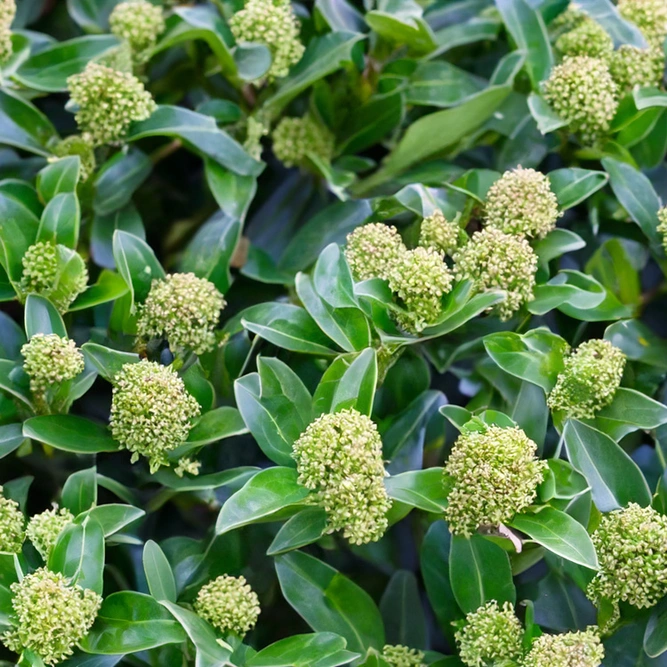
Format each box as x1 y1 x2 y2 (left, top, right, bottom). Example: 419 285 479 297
3 0 667 665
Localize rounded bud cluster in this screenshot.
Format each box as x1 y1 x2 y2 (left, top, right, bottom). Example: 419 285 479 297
272 115 335 168
382 644 426 667
547 339 625 418
345 223 406 282
588 503 667 609
555 19 614 58
609 45 665 92
50 135 96 181
0 0 16 63
229 0 304 80
194 574 260 637
20 242 89 313
109 0 165 65
552 5 588 32
618 0 667 46
137 273 226 355
388 247 453 333
293 408 392 545
484 167 561 239
444 425 547 536
110 360 201 473
2 568 102 666
658 205 667 251
524 629 605 667
419 209 461 255
543 56 618 145
21 334 85 396
0 487 24 554
455 601 524 667
26 508 75 560
453 227 538 321
67 62 156 146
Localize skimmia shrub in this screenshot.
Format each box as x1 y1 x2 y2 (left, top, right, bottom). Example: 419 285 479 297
4 0 667 666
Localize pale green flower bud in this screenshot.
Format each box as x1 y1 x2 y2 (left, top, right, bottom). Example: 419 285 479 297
345 223 407 282
485 167 561 239
552 5 588 33
20 242 89 313
244 116 269 160
588 503 667 609
174 456 201 477
229 0 304 80
293 409 392 545
110 360 200 473
194 574 260 637
382 644 426 666
67 62 156 146
618 0 667 46
50 135 96 181
543 56 618 145
609 45 665 92
26 508 75 560
109 0 165 66
547 339 625 418
453 228 537 321
136 273 226 355
389 247 453 333
455 601 524 667
555 19 614 58
2 568 102 666
444 425 547 536
21 334 85 396
0 0 16 63
419 209 461 255
272 115 335 168
524 629 604 667
0 486 24 554
658 205 667 251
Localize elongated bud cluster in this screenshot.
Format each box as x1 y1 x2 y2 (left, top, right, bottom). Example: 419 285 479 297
67 62 156 146
547 339 625 418
272 115 335 168
21 334 85 397
588 503 667 609
194 574 260 637
230 0 304 80
293 408 392 545
137 273 226 355
453 228 537 320
419 209 461 255
2 568 102 665
455 601 524 667
524 629 605 667
382 644 426 666
26 508 74 560
110 360 201 473
345 223 406 282
485 167 561 239
0 486 24 554
0 0 15 63
109 0 165 66
444 425 547 536
658 205 667 251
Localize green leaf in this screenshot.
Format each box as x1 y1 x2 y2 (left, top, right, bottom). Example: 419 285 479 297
216 467 309 534
509 507 598 569
23 415 119 453
205 160 257 223
645 598 667 658
605 319 667 370
80 592 186 654
69 270 129 312
67 0 118 32
313 349 378 416
127 106 263 177
247 632 357 667
0 359 33 409
0 89 58 156
0 423 26 459
563 419 651 512
385 468 448 513
449 534 516 613
528 93 568 134
380 571 427 649
81 342 140 381
234 42 272 81
366 1 436 55
575 0 647 47
62 467 97 516
548 168 609 209
37 157 81 203
339 91 403 154
634 86 667 110
267 507 329 556
91 204 145 271
94 147 152 216
37 192 80 249
185 406 247 447
143 540 177 603
532 229 586 265
431 18 500 57
24 294 67 338
152 467 258 492
275 551 385 654
80 504 144 537
592 388 667 440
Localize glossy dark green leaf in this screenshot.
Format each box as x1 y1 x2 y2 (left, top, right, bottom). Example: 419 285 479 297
645 597 667 658
385 468 448 513
592 388 667 440
24 294 67 338
605 319 667 370
205 160 257 223
576 0 647 47
267 507 329 556
69 270 129 312
380 571 427 649
366 2 436 54
37 192 80 249
548 168 609 209
62 467 97 516
23 415 120 453
247 632 357 667
234 42 272 81
81 342 140 381
94 148 152 216
0 89 58 156
66 0 118 32
185 406 247 447
143 540 177 603
532 229 586 265
0 423 26 459
528 93 568 134
37 156 81 202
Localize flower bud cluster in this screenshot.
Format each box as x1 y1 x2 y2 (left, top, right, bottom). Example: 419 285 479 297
453 228 538 320
382 644 426 666
2 568 102 665
455 601 524 667
555 18 614 58
588 503 667 609
444 425 547 536
194 574 260 637
547 339 625 418
293 408 391 545
110 360 201 473
26 508 75 560
272 115 335 168
524 629 604 667
67 62 156 146
50 135 96 181
618 0 667 46
21 334 85 396
659 205 667 251
0 486 24 554
109 0 165 65
230 0 304 80
0 0 15 63
345 223 406 282
137 273 226 355
419 209 461 255
609 45 665 92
